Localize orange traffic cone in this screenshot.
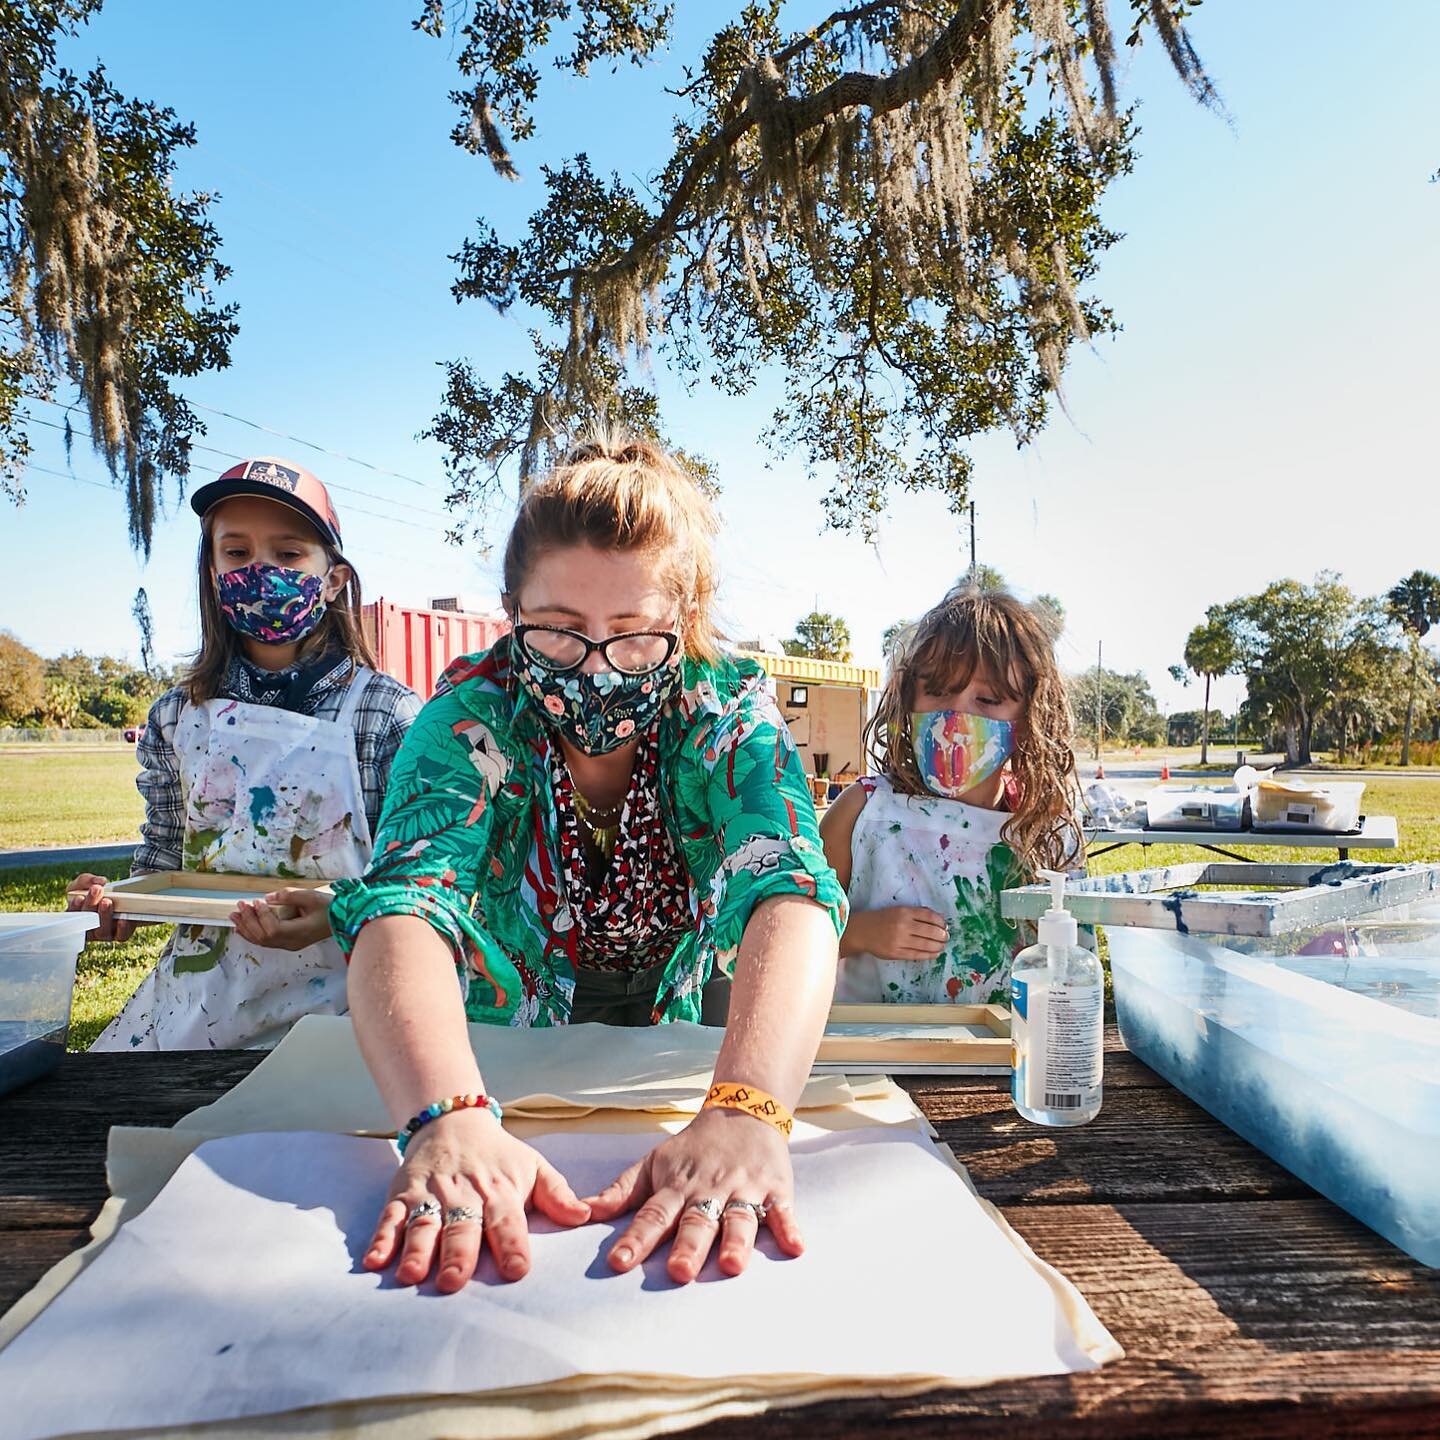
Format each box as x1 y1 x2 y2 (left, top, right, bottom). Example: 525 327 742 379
1160 760 1171 781
1095 760 1105 780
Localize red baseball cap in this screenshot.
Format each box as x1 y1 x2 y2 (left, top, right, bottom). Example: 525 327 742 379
190 457 343 550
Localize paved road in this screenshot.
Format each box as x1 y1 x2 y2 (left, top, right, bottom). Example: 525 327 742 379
0 842 135 873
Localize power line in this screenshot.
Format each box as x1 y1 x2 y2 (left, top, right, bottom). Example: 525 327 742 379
21 461 468 577
22 460 117 492
20 445 450 536
21 411 453 526
186 400 441 492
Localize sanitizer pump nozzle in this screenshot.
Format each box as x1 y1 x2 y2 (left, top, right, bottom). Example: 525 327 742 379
1036 868 1077 972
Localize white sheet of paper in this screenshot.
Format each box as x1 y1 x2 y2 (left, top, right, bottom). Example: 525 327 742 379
1 1128 1104 1439
174 1014 852 1132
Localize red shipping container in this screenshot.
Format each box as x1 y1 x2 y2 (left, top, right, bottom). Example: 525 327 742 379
362 599 510 700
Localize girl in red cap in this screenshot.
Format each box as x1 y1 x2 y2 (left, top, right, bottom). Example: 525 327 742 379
68 457 419 1049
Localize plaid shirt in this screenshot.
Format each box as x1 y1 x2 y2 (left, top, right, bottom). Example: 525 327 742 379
132 663 420 875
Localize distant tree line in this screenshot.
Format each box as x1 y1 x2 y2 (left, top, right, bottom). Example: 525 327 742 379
0 632 172 728
1174 570 1440 767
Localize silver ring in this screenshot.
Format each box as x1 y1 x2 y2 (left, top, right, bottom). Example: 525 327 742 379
444 1205 483 1227
688 1197 724 1224
723 1199 768 1223
407 1199 442 1226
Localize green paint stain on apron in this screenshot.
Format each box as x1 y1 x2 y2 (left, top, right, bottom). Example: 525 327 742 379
172 929 228 975
949 843 1018 978
183 827 227 870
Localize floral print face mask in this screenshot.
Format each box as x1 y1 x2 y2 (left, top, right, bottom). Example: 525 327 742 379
218 562 329 644
910 708 1016 799
515 645 683 755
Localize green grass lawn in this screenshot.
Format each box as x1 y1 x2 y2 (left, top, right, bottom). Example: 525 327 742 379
1 863 165 1049
0 747 144 849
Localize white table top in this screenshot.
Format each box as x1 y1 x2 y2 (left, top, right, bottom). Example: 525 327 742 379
1083 814 1398 848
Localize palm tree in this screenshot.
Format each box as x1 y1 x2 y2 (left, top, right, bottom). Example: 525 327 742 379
1181 614 1240 766
1386 571 1440 766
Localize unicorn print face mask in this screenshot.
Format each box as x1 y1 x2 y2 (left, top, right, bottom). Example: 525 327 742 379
218 562 329 644
910 709 1015 799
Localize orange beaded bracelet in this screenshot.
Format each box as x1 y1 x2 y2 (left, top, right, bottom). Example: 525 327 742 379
702 1082 794 1138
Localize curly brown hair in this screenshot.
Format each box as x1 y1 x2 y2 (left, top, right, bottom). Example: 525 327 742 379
865 584 1082 880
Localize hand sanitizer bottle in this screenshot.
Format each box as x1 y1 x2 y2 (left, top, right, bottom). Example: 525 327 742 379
1011 868 1103 1126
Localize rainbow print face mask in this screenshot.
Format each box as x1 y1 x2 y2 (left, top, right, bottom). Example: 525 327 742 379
910 709 1016 799
218 562 328 644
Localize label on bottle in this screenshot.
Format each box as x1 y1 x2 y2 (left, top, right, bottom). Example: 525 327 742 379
1011 973 1103 1113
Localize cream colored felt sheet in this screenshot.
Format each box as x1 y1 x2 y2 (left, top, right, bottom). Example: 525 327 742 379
173 1015 854 1134
0 1128 1120 1440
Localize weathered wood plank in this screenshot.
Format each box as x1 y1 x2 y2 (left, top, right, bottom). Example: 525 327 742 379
913 1083 1311 1205
0 1228 92 1311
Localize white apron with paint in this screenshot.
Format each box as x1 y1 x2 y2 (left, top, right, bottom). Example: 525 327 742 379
94 672 375 1051
836 774 1019 1005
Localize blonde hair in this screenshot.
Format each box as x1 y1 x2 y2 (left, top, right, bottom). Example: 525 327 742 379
866 584 1082 879
501 429 723 663
184 510 377 705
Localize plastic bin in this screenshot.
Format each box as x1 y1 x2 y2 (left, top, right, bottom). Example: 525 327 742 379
1002 862 1440 1266
1252 779 1364 834
0 912 98 1096
1145 787 1247 831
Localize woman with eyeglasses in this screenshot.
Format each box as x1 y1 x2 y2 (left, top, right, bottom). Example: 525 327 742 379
331 432 847 1294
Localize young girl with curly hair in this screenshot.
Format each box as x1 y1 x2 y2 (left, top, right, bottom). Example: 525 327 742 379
820 584 1083 1005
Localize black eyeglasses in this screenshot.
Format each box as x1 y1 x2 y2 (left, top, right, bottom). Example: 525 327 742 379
512 622 680 676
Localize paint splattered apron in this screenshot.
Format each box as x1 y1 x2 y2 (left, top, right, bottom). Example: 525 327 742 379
835 774 1018 1006
93 671 375 1051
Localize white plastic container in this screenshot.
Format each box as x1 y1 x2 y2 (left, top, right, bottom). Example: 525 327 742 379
1252 779 1364 834
1145 787 1247 831
0 911 98 1095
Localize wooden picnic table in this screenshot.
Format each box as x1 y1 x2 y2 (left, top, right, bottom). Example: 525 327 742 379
3 1032 1438 1437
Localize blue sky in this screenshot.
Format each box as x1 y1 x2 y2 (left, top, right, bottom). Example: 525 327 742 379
6 2 1439 719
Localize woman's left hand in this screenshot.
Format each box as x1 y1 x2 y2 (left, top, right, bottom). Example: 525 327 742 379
583 1106 803 1284
230 887 334 951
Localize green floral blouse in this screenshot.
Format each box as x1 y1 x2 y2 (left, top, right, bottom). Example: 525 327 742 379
330 642 847 1027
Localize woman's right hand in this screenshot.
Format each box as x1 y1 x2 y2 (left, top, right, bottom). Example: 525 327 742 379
364 1106 591 1292
847 905 949 962
64 873 136 943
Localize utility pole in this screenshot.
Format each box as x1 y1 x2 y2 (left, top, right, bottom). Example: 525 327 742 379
969 501 977 576
1095 640 1103 762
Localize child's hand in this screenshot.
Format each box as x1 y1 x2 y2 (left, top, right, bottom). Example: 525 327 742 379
231 888 334 952
848 906 949 962
64 873 137 943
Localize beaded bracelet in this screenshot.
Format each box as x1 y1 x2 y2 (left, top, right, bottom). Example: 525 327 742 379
702 1082 794 1138
395 1092 503 1155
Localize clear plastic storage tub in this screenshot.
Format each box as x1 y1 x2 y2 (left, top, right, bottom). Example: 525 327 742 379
1144 787 1247 831
0 912 98 1096
1252 779 1364 833
1002 862 1440 1267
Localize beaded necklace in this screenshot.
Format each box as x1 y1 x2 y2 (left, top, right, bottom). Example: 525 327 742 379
570 787 622 858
